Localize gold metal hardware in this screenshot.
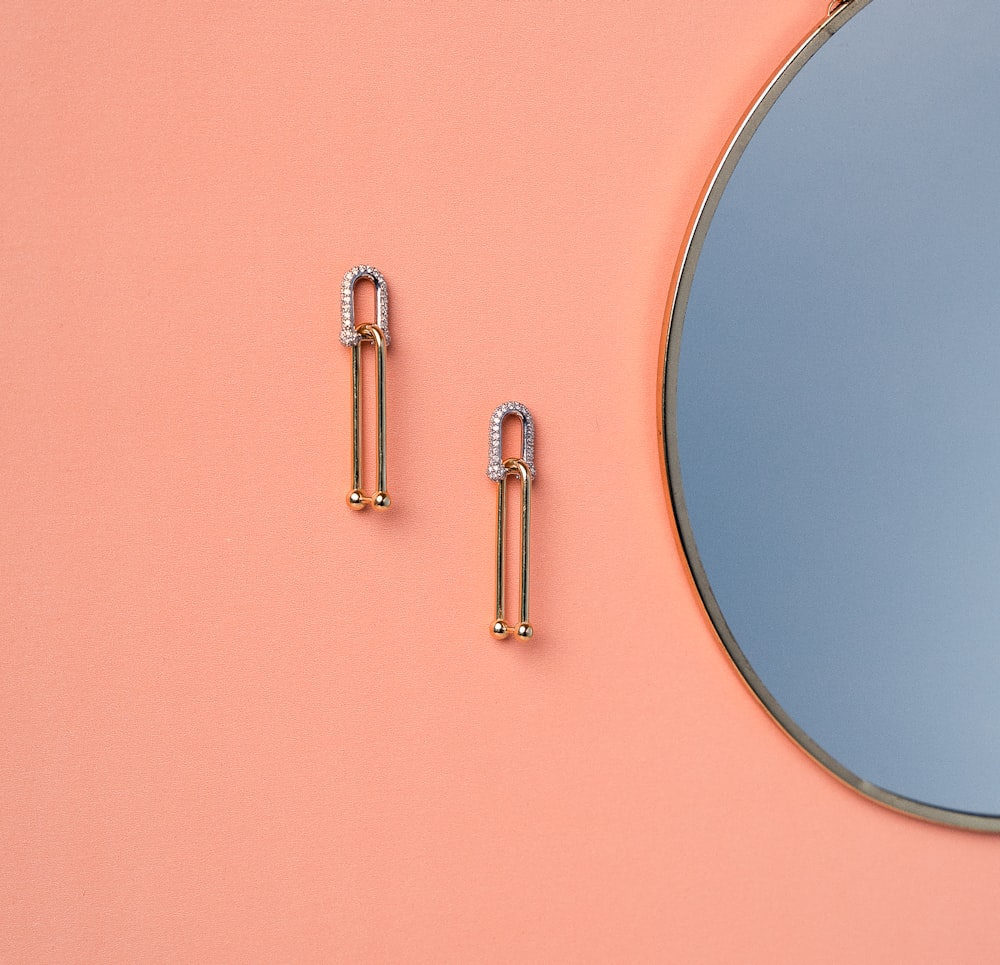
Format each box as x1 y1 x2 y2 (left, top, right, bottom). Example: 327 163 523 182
341 266 391 512
488 402 536 640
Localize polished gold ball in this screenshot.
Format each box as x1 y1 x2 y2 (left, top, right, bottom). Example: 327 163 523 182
491 621 509 639
373 491 391 511
516 622 533 640
347 489 367 510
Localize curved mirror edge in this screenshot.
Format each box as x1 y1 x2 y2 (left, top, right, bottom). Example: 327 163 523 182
658 0 1000 832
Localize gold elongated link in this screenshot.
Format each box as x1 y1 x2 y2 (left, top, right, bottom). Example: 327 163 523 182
492 459 532 640
348 324 390 511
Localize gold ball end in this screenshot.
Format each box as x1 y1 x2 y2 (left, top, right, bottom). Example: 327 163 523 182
373 491 391 511
516 623 533 640
492 621 509 639
347 489 367 510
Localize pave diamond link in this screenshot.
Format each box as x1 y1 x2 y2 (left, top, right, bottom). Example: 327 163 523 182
340 265 389 347
487 401 536 481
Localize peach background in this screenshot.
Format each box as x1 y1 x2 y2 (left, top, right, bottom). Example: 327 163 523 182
4 1 1000 962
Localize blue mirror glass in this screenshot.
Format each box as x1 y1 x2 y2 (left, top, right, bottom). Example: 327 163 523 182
665 0 1000 826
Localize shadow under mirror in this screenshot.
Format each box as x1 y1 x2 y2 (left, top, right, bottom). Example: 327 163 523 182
664 0 1000 827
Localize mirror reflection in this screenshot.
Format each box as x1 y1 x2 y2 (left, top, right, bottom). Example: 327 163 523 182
667 0 1000 822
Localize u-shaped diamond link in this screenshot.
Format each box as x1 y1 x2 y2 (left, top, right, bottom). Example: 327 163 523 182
487 401 536 481
340 265 389 347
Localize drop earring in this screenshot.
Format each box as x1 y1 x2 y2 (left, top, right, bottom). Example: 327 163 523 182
341 265 391 511
488 402 536 640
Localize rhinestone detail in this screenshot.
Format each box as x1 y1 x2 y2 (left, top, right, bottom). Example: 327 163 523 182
487 401 536 481
340 265 389 347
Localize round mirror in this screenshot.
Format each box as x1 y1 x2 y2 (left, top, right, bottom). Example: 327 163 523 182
663 0 1000 827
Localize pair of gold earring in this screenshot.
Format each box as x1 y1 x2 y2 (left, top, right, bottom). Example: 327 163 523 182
340 265 536 640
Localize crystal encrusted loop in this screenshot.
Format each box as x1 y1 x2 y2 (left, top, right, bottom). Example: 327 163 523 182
487 401 536 481
340 265 389 347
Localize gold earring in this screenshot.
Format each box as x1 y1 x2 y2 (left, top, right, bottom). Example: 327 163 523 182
488 402 536 640
341 265 391 511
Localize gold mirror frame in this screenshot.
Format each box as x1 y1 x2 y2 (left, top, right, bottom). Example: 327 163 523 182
659 0 1000 831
